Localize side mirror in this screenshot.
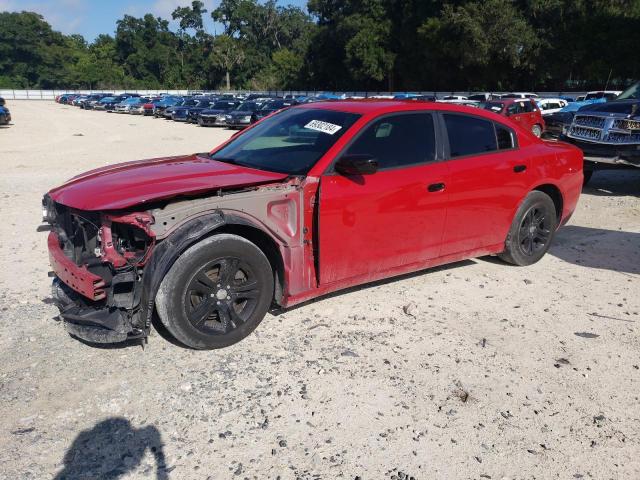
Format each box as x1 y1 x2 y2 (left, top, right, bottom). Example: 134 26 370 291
335 154 378 176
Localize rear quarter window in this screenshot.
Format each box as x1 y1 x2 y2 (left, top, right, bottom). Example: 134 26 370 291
443 114 498 157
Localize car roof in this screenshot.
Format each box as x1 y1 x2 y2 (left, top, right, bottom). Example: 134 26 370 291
294 99 518 116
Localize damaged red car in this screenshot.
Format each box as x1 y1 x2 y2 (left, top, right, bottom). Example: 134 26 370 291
42 101 583 349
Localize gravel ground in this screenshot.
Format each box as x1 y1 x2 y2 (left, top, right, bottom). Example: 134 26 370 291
0 101 639 480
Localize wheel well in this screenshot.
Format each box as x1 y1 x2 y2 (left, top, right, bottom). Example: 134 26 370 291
533 184 563 220
212 223 285 305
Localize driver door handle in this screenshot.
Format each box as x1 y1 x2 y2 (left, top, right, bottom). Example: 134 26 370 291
428 182 446 192
513 165 527 173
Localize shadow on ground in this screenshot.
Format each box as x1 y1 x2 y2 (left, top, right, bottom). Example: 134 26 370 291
53 417 169 479
550 225 640 275
583 169 640 198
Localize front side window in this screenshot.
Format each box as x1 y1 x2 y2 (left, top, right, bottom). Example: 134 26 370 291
210 108 360 175
344 113 436 169
443 114 498 157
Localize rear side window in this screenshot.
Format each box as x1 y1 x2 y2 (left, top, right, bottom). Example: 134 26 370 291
496 124 515 149
443 114 497 157
345 113 436 169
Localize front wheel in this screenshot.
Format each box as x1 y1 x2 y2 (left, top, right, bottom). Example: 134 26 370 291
499 191 557 266
156 234 274 349
583 170 594 186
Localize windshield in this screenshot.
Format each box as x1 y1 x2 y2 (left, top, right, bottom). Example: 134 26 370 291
480 102 505 113
212 101 236 110
210 108 361 175
236 102 258 111
261 101 291 111
617 81 640 100
100 97 115 102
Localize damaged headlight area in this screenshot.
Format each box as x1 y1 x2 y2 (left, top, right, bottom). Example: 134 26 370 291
42 195 155 344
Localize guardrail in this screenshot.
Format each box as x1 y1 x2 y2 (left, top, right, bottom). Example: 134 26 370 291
0 89 590 100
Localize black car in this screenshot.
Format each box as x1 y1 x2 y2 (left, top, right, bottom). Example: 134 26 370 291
197 100 242 126
161 97 192 119
224 101 269 128
561 81 640 184
254 99 297 121
171 97 215 122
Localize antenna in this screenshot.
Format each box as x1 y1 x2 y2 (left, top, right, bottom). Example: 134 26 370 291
603 68 613 93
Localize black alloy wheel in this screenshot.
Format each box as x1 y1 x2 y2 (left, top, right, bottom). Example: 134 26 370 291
184 257 261 335
156 234 274 349
516 206 551 257
500 190 557 266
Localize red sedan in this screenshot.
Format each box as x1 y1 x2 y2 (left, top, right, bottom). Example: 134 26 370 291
481 98 546 138
42 101 583 349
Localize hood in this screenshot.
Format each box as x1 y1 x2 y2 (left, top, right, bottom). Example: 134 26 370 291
48 154 289 211
578 99 640 116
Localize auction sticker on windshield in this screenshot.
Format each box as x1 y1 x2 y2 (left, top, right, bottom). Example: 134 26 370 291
304 120 342 135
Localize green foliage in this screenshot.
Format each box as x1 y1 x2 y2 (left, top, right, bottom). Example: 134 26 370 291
1 2 639 91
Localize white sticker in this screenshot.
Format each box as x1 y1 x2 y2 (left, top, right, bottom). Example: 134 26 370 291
304 120 342 135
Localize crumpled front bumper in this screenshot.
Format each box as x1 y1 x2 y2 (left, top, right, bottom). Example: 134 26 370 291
48 231 143 344
51 278 134 344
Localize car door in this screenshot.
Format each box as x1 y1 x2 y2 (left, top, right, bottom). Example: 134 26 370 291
438 113 530 256
318 112 449 285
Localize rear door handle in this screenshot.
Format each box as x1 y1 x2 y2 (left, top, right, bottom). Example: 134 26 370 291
513 165 527 173
428 182 446 192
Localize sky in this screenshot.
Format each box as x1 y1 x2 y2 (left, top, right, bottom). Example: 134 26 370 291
0 0 308 41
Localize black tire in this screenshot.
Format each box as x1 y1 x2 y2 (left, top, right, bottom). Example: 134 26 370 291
583 170 593 186
499 191 557 266
155 234 274 349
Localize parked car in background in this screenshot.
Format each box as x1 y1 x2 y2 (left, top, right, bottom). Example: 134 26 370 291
79 93 112 109
542 98 608 139
0 105 11 125
562 81 640 184
254 99 297 120
481 98 545 137
115 97 148 113
441 95 468 101
502 92 539 99
197 100 241 126
583 90 622 101
42 100 583 348
467 93 502 102
171 97 215 122
536 98 569 115
71 95 88 107
153 97 184 118
225 100 269 128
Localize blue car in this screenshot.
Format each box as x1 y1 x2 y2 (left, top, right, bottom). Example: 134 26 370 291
0 105 11 125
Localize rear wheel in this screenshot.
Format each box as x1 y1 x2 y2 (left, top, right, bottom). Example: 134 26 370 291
499 191 557 266
531 124 543 137
156 234 274 349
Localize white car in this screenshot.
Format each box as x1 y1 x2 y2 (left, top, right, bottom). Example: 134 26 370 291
502 92 539 99
536 98 569 115
441 95 468 101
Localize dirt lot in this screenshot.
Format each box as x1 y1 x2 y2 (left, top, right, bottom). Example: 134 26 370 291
0 101 639 480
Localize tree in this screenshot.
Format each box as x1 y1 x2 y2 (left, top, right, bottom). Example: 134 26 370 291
211 34 245 90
